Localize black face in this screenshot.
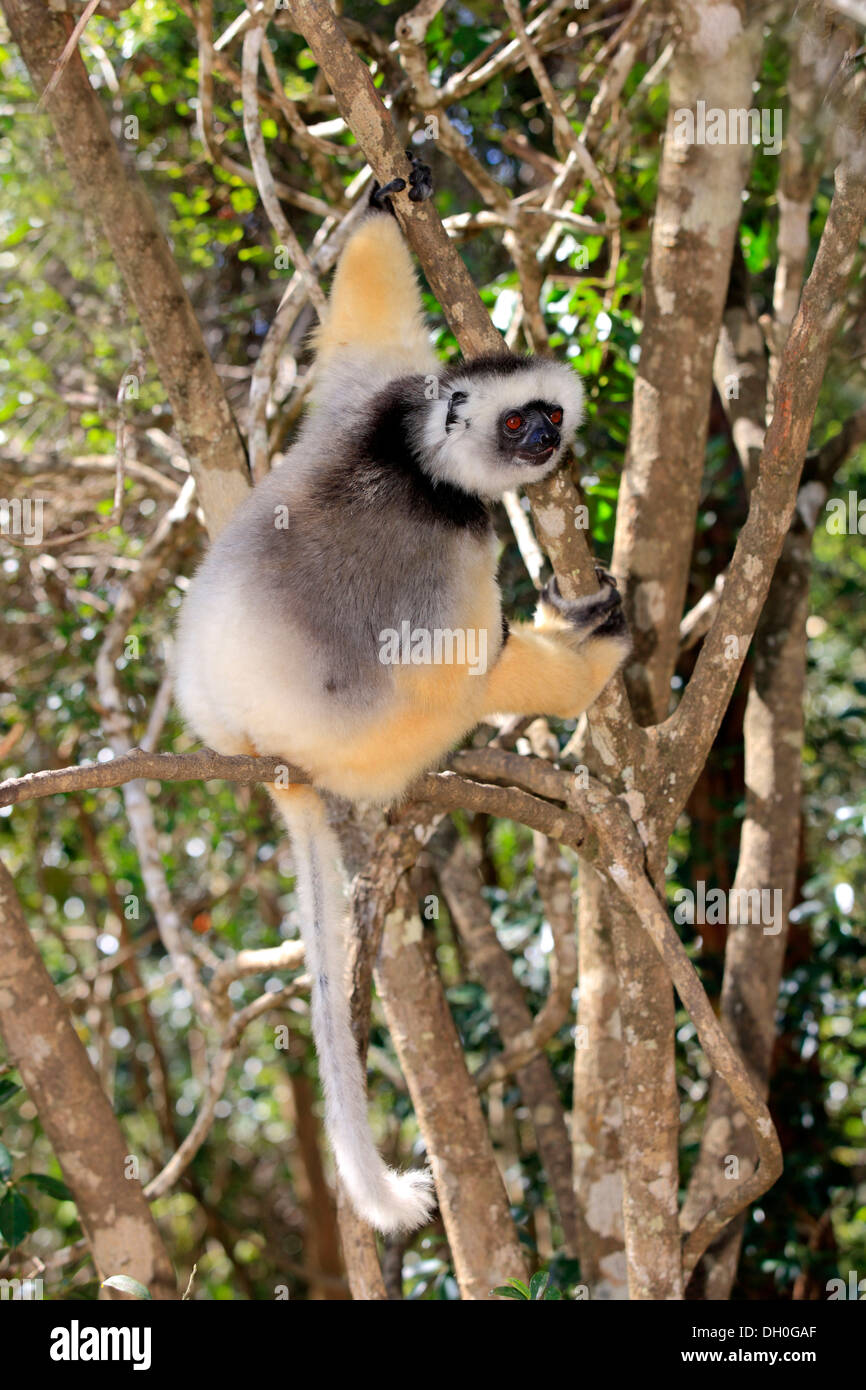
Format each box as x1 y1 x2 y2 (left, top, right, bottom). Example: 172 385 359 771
499 400 563 465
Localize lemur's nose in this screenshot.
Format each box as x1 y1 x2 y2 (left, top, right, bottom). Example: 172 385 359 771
530 426 559 450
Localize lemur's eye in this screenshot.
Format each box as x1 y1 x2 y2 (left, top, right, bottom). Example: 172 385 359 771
505 413 524 432
549 408 563 425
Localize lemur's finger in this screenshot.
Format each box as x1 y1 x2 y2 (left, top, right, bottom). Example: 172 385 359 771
540 574 576 616
369 177 407 213
593 603 630 642
593 564 618 590
405 150 434 202
540 573 622 640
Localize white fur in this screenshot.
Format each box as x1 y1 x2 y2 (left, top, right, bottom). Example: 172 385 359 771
272 788 435 1233
417 360 585 497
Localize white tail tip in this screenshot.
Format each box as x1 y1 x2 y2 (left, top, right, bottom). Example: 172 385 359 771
346 1166 436 1235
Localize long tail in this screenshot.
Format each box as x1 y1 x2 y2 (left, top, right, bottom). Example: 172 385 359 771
270 785 435 1234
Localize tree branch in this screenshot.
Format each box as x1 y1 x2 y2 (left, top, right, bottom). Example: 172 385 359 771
2 0 251 536
661 151 866 799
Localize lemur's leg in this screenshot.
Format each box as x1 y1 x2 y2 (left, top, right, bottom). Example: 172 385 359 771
483 572 631 719
314 153 435 369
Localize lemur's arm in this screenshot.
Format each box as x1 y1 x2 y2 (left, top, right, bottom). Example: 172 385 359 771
314 158 435 371
484 574 631 719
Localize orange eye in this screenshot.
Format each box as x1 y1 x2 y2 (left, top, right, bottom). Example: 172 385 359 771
549 408 563 425
505 413 524 432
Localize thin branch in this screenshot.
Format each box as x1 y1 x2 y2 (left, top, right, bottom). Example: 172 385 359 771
473 833 577 1089
661 151 866 795
144 977 310 1199
35 0 99 109
0 747 304 807
502 491 545 588
679 572 725 652
94 478 214 1023
240 6 327 318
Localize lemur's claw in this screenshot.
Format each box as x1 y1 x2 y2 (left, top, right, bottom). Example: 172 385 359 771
594 564 618 590
541 570 628 643
540 575 561 607
369 177 407 213
406 148 434 202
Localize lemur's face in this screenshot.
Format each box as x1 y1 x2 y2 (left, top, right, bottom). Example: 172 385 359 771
419 358 585 499
498 400 563 467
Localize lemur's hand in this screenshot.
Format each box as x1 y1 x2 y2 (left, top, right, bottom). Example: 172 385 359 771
369 177 407 213
369 152 433 214
406 149 434 202
540 570 629 643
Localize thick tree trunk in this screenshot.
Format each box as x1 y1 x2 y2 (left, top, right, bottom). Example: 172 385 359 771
681 522 811 1296
0 861 176 1299
439 838 579 1255
573 873 627 1298
614 1 760 722
2 0 250 535
376 883 528 1300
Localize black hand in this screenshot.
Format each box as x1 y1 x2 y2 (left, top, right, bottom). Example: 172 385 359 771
405 149 434 202
369 177 407 215
540 573 625 639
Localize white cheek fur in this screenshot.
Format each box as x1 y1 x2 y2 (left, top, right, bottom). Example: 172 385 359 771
417 361 585 498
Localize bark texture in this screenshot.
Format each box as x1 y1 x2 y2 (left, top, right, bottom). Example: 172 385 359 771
0 860 176 1299
2 0 250 536
376 884 529 1300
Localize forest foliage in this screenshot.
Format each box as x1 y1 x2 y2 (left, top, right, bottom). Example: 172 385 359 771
0 0 864 1300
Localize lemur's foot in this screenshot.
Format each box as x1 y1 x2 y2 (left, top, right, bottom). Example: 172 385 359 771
540 571 629 643
593 563 618 589
369 177 407 213
369 151 432 214
406 148 434 202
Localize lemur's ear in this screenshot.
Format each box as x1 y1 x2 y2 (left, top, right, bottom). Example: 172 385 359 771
445 390 468 431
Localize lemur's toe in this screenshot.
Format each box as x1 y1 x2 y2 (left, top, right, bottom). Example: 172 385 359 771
541 570 624 640
594 564 618 590
369 177 407 213
540 575 564 615
593 601 630 643
406 149 434 202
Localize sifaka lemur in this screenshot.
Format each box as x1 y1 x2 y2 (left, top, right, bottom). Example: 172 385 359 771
175 157 630 1234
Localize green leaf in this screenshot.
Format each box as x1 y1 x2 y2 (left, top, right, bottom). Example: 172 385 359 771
230 187 256 215
102 1275 153 1300
0 1189 35 1246
492 1285 528 1299
0 1142 12 1183
530 1271 550 1300
0 1079 21 1106
544 1287 563 1300
19 1173 73 1201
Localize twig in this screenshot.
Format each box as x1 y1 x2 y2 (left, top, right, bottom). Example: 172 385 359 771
662 150 866 796
144 977 310 1199
95 477 215 1023
0 746 307 807
36 0 99 110
473 833 577 1088
502 491 545 588
240 7 327 316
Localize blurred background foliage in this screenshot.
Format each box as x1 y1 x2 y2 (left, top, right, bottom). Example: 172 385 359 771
0 0 863 1299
